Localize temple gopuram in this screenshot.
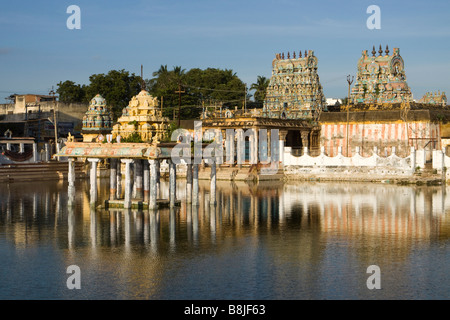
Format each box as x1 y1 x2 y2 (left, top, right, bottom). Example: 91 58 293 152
320 45 450 158
82 94 113 142
351 46 412 106
112 90 170 142
419 91 447 106
201 50 326 162
263 50 327 118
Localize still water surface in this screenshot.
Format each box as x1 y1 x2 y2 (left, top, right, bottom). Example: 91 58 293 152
0 179 449 299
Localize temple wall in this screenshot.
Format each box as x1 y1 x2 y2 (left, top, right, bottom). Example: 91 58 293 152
283 146 425 181
320 121 440 158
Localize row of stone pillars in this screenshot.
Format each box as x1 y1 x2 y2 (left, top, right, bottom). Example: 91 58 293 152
67 157 218 209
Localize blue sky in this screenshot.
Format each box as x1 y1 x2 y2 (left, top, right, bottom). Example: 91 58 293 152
1 0 449 101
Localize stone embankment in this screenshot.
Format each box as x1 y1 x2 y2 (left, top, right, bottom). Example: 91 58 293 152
0 161 85 183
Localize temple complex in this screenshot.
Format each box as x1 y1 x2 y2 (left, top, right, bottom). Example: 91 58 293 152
112 90 170 142
263 50 327 118
81 94 113 142
350 46 412 106
418 91 447 106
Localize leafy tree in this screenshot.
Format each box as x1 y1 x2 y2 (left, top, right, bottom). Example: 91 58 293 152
84 69 143 120
56 80 86 103
250 75 270 107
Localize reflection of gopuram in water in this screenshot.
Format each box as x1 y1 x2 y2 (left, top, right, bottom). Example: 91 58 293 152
1 181 449 253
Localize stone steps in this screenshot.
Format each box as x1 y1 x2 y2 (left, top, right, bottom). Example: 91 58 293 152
0 161 86 182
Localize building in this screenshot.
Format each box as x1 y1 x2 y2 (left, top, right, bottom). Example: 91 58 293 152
263 50 327 119
81 94 113 142
351 46 412 105
320 46 450 159
111 90 170 142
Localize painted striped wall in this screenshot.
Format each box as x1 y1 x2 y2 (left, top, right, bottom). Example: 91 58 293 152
320 121 441 157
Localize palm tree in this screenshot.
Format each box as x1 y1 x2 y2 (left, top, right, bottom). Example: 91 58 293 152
251 76 270 107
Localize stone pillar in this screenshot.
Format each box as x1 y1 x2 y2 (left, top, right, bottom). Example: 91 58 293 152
186 163 193 203
169 159 177 208
192 163 199 206
301 131 309 149
45 143 51 161
210 161 217 205
251 128 258 164
225 129 235 166
68 158 75 187
236 129 244 167
33 143 39 162
410 147 416 172
88 158 100 206
109 158 117 200
122 159 134 209
134 159 143 199
143 160 150 202
19 143 24 153
149 159 157 210
116 160 122 199
156 160 161 199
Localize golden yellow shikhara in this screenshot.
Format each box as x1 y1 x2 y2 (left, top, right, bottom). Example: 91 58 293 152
112 90 170 142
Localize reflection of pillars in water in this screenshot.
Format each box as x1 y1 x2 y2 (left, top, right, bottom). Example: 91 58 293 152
169 160 177 208
210 162 216 205
124 209 132 252
68 185 75 207
68 201 75 250
149 209 159 253
192 164 199 206
33 193 38 221
88 158 99 206
90 206 97 249
267 196 272 230
143 161 150 202
186 203 192 243
169 208 176 251
143 211 149 245
110 210 117 246
186 164 193 204
19 197 24 220
135 211 143 242
45 191 50 219
109 159 117 200
122 159 134 209
149 160 158 210
250 193 255 229
192 204 199 246
210 204 216 243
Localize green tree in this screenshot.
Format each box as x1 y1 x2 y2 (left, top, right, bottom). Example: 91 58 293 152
84 69 143 120
56 80 86 103
250 76 270 107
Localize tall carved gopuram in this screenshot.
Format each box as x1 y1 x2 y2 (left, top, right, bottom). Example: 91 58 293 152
112 90 169 142
82 94 113 142
350 45 412 105
263 50 327 119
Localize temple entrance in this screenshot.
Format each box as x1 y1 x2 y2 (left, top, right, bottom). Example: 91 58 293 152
285 130 303 155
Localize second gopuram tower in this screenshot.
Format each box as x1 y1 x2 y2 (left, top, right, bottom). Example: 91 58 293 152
263 50 327 119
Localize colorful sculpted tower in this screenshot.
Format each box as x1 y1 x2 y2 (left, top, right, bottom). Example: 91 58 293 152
82 94 113 142
418 91 447 106
263 50 326 119
351 45 412 105
112 90 169 142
